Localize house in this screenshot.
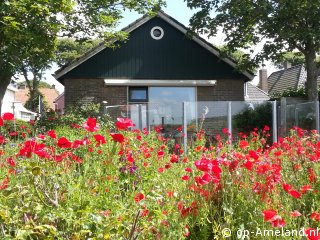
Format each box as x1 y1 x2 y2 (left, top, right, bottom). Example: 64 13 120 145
54 11 255 129
266 64 320 97
54 93 65 115
1 84 37 121
15 85 60 111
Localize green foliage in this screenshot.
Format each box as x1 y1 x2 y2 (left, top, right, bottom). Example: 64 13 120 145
24 90 50 113
271 87 309 100
233 102 272 134
218 45 257 73
273 52 320 69
0 0 165 105
55 38 102 67
36 103 114 131
187 0 320 100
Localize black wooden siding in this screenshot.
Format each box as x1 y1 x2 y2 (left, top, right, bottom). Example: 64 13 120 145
61 17 247 81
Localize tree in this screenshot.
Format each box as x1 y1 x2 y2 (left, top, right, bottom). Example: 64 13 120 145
273 51 320 69
0 0 164 112
55 38 101 67
186 0 320 100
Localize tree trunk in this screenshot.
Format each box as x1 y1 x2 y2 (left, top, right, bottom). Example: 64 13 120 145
0 66 14 114
305 49 318 101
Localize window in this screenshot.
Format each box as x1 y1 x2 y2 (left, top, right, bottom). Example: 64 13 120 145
150 26 164 40
129 87 148 102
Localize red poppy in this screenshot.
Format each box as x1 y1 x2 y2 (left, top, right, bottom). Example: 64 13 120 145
57 137 72 148
310 212 320 221
288 190 301 199
0 118 3 126
47 130 57 139
263 210 279 222
134 193 145 203
94 134 106 144
6 157 15 167
170 154 179 163
0 177 9 190
0 135 5 144
301 185 313 194
110 133 124 143
115 118 135 130
239 140 249 149
2 112 14 121
83 118 99 132
305 228 320 240
181 175 189 181
185 167 192 172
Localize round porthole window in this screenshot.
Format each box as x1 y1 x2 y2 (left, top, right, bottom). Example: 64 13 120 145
150 26 164 40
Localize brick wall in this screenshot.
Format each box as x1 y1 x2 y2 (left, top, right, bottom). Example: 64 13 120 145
197 79 245 101
64 78 245 109
64 79 127 107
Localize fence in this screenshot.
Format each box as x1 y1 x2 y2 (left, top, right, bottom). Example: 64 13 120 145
104 99 320 151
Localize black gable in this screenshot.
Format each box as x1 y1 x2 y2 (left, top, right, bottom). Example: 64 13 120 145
61 17 248 81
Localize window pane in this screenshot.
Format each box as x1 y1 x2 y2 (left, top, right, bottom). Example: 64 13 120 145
129 87 147 102
149 87 195 103
148 87 196 129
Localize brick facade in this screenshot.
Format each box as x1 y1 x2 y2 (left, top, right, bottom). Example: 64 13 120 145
197 79 245 101
65 79 245 108
64 79 127 107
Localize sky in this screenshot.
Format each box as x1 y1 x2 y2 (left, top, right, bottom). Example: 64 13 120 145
44 0 277 94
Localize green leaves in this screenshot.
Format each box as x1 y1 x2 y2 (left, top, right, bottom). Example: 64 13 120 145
187 0 320 99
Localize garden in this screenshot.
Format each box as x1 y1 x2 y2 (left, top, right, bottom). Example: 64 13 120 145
0 112 319 239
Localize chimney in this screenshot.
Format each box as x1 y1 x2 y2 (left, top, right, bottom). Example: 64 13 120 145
259 69 268 93
51 84 55 89
283 62 292 70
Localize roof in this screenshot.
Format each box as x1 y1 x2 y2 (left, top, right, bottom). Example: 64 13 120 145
54 92 64 103
268 65 320 95
54 11 255 81
15 88 60 110
245 82 270 101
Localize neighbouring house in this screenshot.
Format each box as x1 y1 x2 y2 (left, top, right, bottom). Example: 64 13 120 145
266 64 320 97
54 11 255 130
54 93 65 115
15 85 60 111
1 84 37 121
244 69 270 101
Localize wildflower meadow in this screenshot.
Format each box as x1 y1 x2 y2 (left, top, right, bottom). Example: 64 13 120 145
0 113 319 239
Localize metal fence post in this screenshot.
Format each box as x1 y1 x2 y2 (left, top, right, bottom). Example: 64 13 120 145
315 100 320 133
138 104 142 130
183 102 187 154
227 101 232 143
272 101 278 143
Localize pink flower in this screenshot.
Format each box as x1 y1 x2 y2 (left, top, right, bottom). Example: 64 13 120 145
290 210 302 217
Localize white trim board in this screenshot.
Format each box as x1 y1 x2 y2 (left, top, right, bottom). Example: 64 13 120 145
104 79 217 86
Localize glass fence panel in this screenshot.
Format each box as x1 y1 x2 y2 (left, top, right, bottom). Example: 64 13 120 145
185 101 229 139
231 101 273 141
284 102 317 132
